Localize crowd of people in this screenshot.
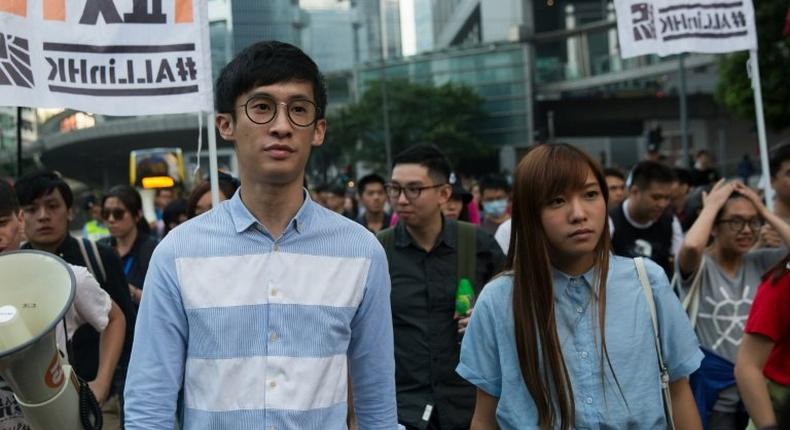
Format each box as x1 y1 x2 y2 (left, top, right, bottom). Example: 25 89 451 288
0 40 789 430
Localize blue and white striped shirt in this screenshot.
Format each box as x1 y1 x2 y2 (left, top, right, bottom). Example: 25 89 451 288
124 190 398 429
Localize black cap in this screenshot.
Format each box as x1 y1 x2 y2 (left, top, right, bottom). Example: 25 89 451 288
449 173 472 205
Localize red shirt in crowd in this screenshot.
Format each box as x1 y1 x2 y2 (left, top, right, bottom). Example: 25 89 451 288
744 269 790 386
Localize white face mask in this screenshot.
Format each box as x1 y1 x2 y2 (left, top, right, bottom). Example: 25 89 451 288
482 199 508 218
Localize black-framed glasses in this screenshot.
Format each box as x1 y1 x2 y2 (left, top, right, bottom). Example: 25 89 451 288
102 208 128 221
240 95 320 127
385 183 446 200
717 217 763 233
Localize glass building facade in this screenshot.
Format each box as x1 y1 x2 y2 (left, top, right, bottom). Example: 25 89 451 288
358 43 531 148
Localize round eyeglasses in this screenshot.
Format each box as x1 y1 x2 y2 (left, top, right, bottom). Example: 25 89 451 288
716 217 763 233
240 95 320 127
384 183 446 200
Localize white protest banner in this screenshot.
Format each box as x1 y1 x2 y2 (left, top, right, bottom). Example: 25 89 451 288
614 0 757 58
0 0 212 115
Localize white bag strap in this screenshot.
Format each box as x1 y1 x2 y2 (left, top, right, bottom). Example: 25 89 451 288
89 239 107 282
673 256 705 329
634 257 676 430
76 238 106 284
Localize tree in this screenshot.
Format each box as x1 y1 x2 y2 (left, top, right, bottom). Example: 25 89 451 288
316 79 492 174
715 0 790 131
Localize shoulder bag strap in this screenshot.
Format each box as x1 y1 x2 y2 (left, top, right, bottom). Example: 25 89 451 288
634 257 676 430
456 221 477 284
77 238 97 280
678 256 705 329
89 239 107 282
376 227 395 268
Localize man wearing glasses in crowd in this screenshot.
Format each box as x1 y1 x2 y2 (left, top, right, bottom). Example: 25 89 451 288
124 41 397 429
379 144 504 430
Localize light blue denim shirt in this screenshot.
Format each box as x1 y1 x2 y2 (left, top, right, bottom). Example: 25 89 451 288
457 255 703 429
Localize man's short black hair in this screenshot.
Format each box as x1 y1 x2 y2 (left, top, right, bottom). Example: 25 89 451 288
770 143 790 178
357 173 386 195
479 174 511 195
327 182 346 197
673 168 693 186
0 180 19 217
392 144 451 184
15 170 74 209
603 167 625 181
215 40 327 121
630 161 676 190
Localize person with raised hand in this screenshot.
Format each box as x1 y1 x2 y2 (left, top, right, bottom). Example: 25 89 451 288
677 179 790 429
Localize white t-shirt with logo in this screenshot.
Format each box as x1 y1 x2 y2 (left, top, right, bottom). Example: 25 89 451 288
0 265 111 430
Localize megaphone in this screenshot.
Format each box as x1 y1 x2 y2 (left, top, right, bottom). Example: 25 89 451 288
0 250 84 429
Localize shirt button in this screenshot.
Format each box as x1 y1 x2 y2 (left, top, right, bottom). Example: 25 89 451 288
270 332 279 342
269 380 277 389
575 306 583 314
271 288 278 297
586 397 593 404
580 351 588 359
273 244 279 252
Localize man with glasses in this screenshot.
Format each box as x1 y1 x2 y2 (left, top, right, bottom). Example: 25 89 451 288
124 41 398 429
14 170 136 429
677 179 790 429
378 144 504 430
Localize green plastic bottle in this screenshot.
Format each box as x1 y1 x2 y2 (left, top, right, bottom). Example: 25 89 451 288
455 278 475 316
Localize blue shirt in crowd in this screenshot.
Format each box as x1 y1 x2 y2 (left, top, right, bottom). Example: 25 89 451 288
124 190 398 430
457 255 703 429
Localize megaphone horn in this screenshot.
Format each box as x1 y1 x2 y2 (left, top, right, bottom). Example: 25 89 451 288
0 250 84 430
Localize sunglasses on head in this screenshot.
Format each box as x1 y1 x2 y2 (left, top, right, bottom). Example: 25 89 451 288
102 208 127 220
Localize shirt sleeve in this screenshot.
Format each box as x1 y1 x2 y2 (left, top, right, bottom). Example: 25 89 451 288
69 265 111 337
347 243 399 429
748 247 787 274
646 259 703 381
745 274 790 343
493 220 510 254
124 239 187 430
456 278 504 397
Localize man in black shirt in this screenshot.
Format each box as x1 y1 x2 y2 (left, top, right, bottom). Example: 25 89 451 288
356 173 391 233
15 171 136 428
610 161 682 277
380 145 504 430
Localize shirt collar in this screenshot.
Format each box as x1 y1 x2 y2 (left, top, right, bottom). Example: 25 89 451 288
551 262 601 299
394 216 456 249
622 198 656 229
228 188 315 235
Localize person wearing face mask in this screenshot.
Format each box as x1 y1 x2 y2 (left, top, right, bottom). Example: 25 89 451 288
479 175 511 235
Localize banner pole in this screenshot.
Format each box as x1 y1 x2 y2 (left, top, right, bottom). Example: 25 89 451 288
749 49 773 211
16 107 22 178
206 111 220 208
678 54 690 168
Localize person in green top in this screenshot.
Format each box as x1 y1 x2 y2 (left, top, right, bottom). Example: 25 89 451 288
82 194 110 241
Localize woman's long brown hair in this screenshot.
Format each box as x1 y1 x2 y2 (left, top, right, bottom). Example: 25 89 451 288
506 144 620 429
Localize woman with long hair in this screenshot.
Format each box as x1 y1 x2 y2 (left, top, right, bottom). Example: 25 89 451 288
100 184 158 306
457 143 703 429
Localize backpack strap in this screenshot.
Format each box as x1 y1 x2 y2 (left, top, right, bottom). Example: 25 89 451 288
456 221 477 284
77 238 106 284
376 227 396 267
634 257 676 430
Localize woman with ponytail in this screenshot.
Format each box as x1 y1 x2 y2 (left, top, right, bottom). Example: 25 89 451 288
457 143 704 429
